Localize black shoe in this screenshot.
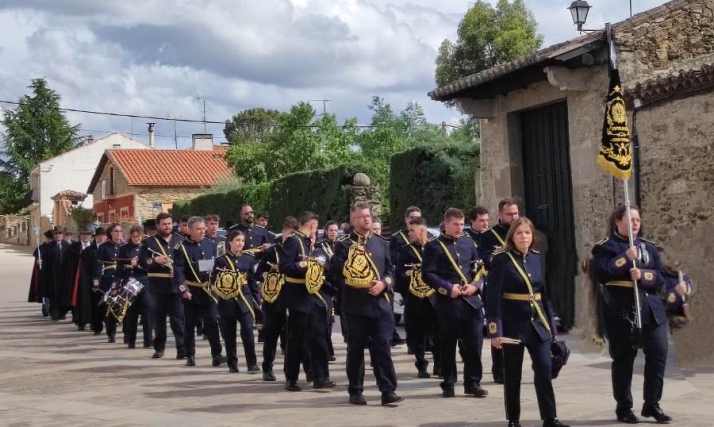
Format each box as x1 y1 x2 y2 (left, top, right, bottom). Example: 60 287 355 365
143 341 152 348
77 325 86 331
508 421 522 427
465 384 488 398
313 378 336 389
407 347 415 355
543 419 569 427
247 365 260 373
381 393 403 406
442 388 455 398
228 364 239 373
328 355 336 362
186 356 196 366
41 306 49 317
285 381 301 392
176 349 187 360
152 350 164 359
417 369 431 379
616 408 640 424
127 342 136 349
107 335 115 343
641 404 672 423
493 373 504 384
391 338 407 347
305 371 314 383
433 367 442 378
349 394 367 405
93 331 102 336
212 355 227 367
263 371 276 381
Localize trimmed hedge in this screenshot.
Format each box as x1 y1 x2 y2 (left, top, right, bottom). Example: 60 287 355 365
388 144 478 230
172 164 375 232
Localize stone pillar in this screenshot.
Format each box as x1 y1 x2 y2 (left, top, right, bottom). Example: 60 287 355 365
346 173 382 217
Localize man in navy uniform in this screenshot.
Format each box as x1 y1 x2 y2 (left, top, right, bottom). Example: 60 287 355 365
229 204 272 250
480 198 520 384
279 211 334 391
173 216 226 367
139 213 186 360
256 211 277 240
396 216 439 379
466 205 490 247
422 208 488 399
331 202 403 406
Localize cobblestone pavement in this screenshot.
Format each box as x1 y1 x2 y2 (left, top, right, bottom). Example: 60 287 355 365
1 244 713 427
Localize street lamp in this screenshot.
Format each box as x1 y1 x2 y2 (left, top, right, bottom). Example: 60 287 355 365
568 0 592 32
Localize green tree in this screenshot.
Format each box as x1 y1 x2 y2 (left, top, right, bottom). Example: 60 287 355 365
223 107 282 144
0 78 81 213
434 0 543 89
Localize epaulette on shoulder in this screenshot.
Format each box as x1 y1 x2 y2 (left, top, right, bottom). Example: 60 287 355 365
594 237 609 246
531 249 540 254
374 234 388 241
640 237 656 245
427 236 437 242
173 241 184 251
337 235 350 242
242 252 255 257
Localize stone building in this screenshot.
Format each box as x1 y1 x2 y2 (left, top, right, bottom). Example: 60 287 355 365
429 0 714 367
87 136 232 224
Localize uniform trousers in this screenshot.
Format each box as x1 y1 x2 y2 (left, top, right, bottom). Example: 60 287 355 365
151 292 185 352
90 291 105 333
502 336 556 421
405 300 440 372
605 314 667 409
261 301 287 373
221 310 256 368
123 290 153 345
344 311 397 396
286 304 329 381
183 292 222 357
437 310 483 391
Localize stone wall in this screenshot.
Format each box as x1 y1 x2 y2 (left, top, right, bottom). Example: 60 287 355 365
615 0 714 85
466 66 614 335
134 188 208 222
636 90 714 367
0 215 31 246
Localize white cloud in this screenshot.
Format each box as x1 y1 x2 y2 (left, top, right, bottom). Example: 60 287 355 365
0 0 669 148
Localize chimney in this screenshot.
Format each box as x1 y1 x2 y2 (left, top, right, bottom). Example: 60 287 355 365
147 122 155 147
191 133 214 151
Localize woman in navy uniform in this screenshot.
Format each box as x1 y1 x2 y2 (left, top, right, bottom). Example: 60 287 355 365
93 223 124 343
591 205 672 424
116 225 152 349
486 217 567 427
213 230 261 373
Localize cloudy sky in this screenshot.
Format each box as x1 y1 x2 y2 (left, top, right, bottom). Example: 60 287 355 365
0 0 668 148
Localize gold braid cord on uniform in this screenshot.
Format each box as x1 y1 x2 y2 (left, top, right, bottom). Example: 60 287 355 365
212 269 248 300
305 258 326 295
343 243 375 288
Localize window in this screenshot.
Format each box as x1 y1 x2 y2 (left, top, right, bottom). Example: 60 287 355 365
109 211 115 222
97 213 104 223
101 180 107 199
120 207 129 219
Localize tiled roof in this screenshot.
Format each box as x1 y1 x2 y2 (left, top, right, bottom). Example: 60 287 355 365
87 148 232 192
428 0 696 102
51 190 87 201
428 31 605 101
629 62 714 103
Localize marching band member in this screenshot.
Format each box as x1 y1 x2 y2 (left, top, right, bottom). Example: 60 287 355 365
117 225 152 349
592 205 671 424
422 208 487 399
318 220 340 360
487 217 567 427
139 213 186 360
93 223 123 343
213 230 261 373
173 216 226 367
331 202 402 406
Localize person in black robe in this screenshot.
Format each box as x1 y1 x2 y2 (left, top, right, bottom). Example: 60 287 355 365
28 230 54 317
69 227 97 330
41 226 71 321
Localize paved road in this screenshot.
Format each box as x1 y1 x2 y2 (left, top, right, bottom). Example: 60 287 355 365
1 243 713 427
